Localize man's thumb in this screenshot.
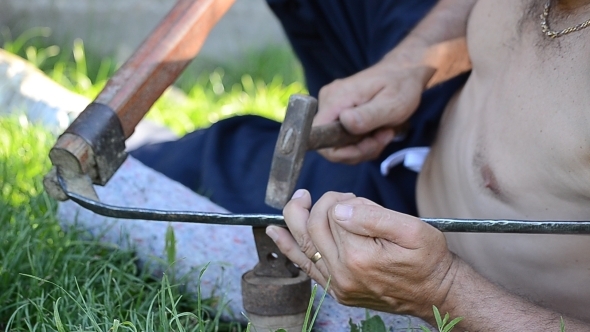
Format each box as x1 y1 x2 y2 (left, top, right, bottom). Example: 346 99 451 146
331 203 426 246
340 106 379 134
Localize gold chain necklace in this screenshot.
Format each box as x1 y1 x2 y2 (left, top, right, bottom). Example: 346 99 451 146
540 1 590 38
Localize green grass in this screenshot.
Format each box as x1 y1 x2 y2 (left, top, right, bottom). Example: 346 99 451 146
0 116 245 331
1 27 306 134
0 27 307 331
157 42 306 134
149 71 304 134
0 27 468 332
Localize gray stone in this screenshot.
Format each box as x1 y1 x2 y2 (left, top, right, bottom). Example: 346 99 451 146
0 48 176 147
0 48 88 131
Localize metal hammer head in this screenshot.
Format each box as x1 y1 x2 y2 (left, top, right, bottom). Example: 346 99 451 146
265 94 317 209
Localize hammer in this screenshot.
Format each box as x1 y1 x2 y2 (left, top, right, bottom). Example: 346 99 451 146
265 94 364 209
265 37 472 209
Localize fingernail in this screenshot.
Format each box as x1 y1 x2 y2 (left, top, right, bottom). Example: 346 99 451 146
334 204 353 221
266 226 279 241
342 109 362 128
350 110 363 127
292 189 305 199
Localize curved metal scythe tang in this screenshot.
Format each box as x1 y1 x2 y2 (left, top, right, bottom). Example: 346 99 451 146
55 170 590 234
43 0 590 243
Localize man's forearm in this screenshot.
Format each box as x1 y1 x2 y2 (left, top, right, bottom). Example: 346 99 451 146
438 258 590 331
382 0 478 86
403 0 477 48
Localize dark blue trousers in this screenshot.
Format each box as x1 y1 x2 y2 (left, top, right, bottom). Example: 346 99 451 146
131 0 468 215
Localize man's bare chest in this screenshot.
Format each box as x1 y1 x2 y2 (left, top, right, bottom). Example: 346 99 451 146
460 0 590 218
471 75 590 212
419 1 590 321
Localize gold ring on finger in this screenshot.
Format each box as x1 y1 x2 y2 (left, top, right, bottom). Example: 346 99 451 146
310 251 322 263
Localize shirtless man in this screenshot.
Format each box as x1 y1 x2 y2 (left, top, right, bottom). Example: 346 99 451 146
268 0 590 330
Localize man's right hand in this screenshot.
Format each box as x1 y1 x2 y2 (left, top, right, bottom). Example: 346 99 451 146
314 57 434 165
314 0 478 166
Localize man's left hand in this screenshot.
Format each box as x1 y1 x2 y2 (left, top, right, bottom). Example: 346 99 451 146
266 190 459 320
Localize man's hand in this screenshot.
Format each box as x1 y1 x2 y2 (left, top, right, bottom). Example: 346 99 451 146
314 60 434 164
267 190 590 331
266 189 458 320
312 0 478 165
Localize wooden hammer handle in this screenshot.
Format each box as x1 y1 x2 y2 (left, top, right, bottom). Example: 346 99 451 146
308 122 409 151
308 122 363 150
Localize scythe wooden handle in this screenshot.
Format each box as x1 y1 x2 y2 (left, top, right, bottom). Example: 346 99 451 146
46 0 236 194
95 0 236 138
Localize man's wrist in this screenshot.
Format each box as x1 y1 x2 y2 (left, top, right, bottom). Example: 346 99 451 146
380 37 438 88
383 36 430 67
421 253 466 323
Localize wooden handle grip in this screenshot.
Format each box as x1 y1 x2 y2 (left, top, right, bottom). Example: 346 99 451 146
424 37 471 89
94 0 235 138
48 0 236 189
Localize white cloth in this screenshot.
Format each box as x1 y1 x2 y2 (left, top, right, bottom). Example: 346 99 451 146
380 147 430 175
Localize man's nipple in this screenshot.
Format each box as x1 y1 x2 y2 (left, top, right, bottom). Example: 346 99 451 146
480 164 503 197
